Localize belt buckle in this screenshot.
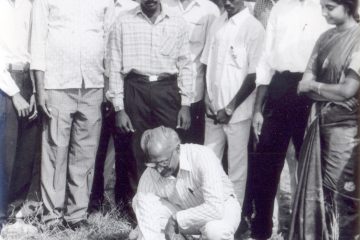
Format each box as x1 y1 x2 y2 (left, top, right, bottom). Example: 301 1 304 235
149 75 158 82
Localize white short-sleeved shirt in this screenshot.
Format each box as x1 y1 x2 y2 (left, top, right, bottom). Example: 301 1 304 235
162 0 219 103
255 0 330 86
0 0 32 96
201 8 265 123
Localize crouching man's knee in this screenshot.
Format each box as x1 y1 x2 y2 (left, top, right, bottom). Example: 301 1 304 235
201 221 234 240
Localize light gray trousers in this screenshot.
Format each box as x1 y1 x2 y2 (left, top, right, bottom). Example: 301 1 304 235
41 88 102 224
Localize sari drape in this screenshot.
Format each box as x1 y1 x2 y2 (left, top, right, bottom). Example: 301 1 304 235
290 25 360 240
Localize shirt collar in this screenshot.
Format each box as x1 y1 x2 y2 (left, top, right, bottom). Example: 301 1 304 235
226 7 250 25
135 3 170 19
178 145 191 172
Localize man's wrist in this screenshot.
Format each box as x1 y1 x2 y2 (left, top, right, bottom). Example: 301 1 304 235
224 105 234 116
11 92 20 99
114 106 124 112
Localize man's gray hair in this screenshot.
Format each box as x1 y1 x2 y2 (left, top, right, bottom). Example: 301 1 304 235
140 126 180 162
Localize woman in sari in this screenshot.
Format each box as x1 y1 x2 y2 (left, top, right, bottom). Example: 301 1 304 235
289 0 360 239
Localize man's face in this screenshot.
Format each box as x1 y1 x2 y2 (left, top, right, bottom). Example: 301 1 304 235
320 0 349 25
222 0 244 17
140 0 160 12
145 146 180 178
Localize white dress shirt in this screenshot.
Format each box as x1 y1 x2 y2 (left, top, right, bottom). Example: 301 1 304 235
162 0 219 103
134 144 235 233
0 0 32 96
30 0 115 89
255 0 330 86
201 9 265 123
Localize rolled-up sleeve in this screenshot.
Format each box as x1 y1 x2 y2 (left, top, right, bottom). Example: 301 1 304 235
30 0 49 71
108 21 124 111
176 21 193 106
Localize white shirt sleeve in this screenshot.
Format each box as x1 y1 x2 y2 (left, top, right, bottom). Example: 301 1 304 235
30 0 49 71
255 6 276 86
0 54 19 96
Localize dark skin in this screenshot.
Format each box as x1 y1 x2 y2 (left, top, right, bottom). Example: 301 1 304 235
34 70 52 119
204 1 256 125
216 73 256 124
205 71 256 124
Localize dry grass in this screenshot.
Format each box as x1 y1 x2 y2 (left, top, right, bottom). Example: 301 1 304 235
2 201 132 240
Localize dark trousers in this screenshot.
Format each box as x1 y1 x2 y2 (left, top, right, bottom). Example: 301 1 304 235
89 102 134 208
250 71 311 239
0 71 41 217
124 72 181 192
178 100 205 144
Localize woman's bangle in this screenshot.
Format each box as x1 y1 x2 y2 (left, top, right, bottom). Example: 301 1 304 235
317 83 323 95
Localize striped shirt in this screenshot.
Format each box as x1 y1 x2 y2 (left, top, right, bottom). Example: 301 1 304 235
108 5 193 110
134 144 235 231
30 0 115 89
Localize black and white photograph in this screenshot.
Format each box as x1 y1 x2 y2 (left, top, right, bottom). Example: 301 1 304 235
0 0 359 239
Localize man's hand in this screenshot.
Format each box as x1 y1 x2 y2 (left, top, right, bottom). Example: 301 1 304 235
177 106 191 130
115 110 135 133
252 111 263 142
28 94 38 121
12 93 30 117
165 215 180 240
36 89 52 118
216 108 231 124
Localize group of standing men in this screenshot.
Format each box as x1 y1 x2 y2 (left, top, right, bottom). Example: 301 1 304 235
0 0 331 239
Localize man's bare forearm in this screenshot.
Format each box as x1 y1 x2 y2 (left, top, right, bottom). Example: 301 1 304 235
227 73 256 111
253 84 268 113
33 70 45 94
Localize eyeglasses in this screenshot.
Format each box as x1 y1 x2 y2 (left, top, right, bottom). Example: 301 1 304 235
145 147 176 171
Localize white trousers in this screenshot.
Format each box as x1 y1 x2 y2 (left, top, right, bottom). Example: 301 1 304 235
204 118 251 205
133 193 241 240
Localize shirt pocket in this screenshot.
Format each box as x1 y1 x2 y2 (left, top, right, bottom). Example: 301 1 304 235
226 45 246 69
188 21 206 45
160 27 178 56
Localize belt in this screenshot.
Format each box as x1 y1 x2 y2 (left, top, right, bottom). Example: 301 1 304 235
7 63 30 72
125 71 177 82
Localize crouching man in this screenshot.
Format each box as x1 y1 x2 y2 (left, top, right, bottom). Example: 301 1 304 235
130 126 240 240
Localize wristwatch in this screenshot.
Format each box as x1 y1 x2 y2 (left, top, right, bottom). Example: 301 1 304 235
224 106 233 116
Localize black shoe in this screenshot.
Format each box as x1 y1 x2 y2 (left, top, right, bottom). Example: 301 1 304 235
66 220 90 231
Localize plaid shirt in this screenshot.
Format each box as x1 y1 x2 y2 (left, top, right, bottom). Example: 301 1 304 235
108 5 193 110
